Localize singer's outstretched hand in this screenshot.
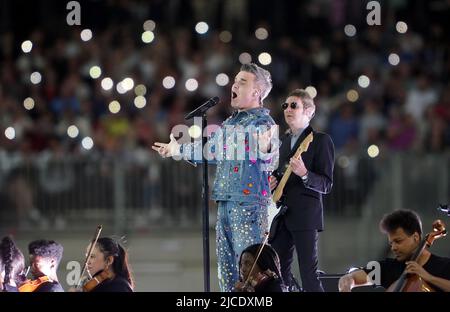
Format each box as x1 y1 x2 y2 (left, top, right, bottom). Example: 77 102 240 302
152 134 181 158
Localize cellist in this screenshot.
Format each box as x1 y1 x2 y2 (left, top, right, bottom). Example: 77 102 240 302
338 210 450 292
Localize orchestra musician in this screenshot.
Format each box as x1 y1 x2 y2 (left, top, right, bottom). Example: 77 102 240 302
80 237 134 292
0 236 26 292
20 239 64 292
234 243 286 292
338 210 450 292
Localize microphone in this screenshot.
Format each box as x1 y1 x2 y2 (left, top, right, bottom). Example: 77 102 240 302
437 204 449 217
185 96 220 120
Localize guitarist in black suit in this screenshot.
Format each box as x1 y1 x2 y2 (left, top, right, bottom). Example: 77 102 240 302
269 89 335 292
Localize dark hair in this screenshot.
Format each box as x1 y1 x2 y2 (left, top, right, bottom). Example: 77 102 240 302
239 243 284 284
1 236 26 290
28 240 63 266
95 237 134 289
379 210 422 237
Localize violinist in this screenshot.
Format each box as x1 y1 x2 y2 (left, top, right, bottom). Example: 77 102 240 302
21 239 64 292
339 210 450 292
234 243 286 292
82 237 133 292
0 236 26 292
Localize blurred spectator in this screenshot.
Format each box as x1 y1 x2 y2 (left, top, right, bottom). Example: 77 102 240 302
329 103 359 151
0 0 449 223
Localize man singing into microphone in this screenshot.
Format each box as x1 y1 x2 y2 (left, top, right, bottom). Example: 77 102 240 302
153 63 278 292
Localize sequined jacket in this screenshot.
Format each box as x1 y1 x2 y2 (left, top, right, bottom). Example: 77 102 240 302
181 107 278 205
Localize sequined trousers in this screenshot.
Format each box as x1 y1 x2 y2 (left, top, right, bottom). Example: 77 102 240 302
216 200 269 292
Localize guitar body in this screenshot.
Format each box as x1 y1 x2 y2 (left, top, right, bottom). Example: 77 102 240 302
271 133 314 204
268 203 288 242
269 132 314 242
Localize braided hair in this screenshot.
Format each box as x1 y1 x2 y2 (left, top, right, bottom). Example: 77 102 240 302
0 236 26 291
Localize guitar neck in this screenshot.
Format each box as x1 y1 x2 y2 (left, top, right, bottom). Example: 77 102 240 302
272 132 313 203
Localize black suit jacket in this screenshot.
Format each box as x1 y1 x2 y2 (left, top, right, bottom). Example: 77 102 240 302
272 126 335 232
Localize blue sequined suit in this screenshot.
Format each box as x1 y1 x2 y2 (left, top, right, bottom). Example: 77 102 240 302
182 107 278 291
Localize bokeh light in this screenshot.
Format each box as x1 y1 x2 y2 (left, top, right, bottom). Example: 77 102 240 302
216 73 230 87
82 137 94 150
239 52 252 64
305 86 318 99
142 31 155 43
344 24 357 37
163 76 176 89
347 89 359 102
195 22 209 35
89 66 102 79
67 125 79 138
368 145 380 158
23 97 35 110
5 127 15 140
80 29 93 41
109 100 121 114
219 31 232 43
258 52 272 65
189 125 202 139
388 53 400 66
101 77 114 91
255 27 269 40
21 40 33 53
30 72 42 84
396 21 408 34
134 96 147 109
143 20 156 32
185 79 199 92
358 75 370 88
134 84 147 96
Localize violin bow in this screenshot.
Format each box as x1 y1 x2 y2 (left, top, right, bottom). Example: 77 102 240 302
243 232 270 288
76 225 102 289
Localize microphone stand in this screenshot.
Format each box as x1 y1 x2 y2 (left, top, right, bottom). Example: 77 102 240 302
200 112 211 292
184 96 219 292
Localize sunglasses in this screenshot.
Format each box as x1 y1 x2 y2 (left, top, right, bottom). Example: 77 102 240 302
281 102 300 110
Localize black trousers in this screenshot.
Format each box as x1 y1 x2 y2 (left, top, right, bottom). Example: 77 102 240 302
270 216 324 292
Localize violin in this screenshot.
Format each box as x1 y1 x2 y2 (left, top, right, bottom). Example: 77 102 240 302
236 269 278 292
387 220 447 292
18 276 51 292
82 270 115 292
235 232 273 292
75 225 103 291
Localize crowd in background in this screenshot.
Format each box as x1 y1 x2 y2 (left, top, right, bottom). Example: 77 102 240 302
0 0 449 227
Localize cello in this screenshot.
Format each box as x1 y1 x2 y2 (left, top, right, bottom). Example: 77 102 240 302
387 219 446 292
